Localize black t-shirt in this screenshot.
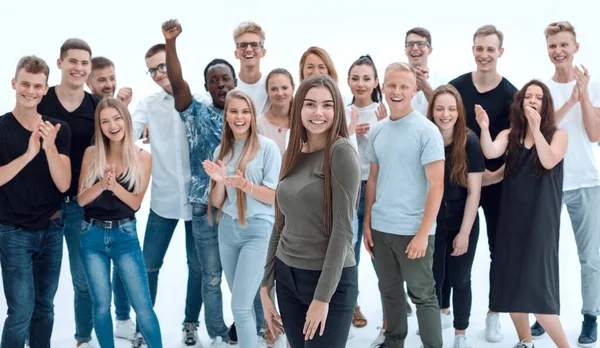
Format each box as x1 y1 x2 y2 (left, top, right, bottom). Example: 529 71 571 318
438 132 485 229
84 176 137 221
0 112 71 230
449 73 517 171
37 87 100 196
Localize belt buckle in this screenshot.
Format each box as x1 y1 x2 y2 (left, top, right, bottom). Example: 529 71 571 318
102 221 113 229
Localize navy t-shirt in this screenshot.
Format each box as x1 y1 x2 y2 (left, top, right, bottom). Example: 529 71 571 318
0 112 71 230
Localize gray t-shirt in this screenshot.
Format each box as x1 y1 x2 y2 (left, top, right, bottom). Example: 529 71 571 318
213 135 281 224
262 138 360 303
366 111 444 236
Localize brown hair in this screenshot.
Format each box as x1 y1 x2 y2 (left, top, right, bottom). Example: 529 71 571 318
473 25 504 48
406 27 432 46
266 68 295 119
208 90 260 227
60 38 92 60
277 74 348 236
91 57 114 72
145 44 165 59
426 85 470 187
233 21 266 43
299 46 339 83
506 80 556 178
544 21 577 40
15 56 50 82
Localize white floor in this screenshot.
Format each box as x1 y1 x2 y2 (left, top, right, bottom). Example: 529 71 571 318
0 149 597 348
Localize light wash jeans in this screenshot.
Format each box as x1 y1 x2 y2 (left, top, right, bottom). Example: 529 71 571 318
564 185 600 316
218 215 271 348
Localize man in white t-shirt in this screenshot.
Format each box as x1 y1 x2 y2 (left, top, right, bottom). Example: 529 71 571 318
233 21 270 115
405 27 446 116
529 21 600 347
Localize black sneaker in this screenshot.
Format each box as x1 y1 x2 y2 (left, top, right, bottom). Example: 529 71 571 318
229 322 238 345
579 317 598 348
531 321 545 339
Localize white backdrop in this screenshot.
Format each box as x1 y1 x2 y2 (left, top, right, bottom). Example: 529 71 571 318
0 0 599 347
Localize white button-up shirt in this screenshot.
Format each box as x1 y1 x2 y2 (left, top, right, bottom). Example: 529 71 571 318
132 90 209 221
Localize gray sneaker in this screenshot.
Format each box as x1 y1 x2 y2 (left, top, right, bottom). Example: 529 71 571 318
485 312 503 342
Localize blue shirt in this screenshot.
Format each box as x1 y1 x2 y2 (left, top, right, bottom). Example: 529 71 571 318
179 99 223 205
213 135 281 224
365 111 445 236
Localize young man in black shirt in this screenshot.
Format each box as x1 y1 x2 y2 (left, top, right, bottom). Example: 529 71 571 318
37 38 100 348
449 24 517 344
0 56 71 348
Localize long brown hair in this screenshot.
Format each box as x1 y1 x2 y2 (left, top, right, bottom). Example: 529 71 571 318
81 98 143 193
427 85 470 188
208 90 260 227
265 68 295 119
299 46 339 83
506 80 556 177
277 74 348 236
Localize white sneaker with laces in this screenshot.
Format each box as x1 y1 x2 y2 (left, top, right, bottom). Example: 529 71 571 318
454 334 471 348
370 327 385 347
441 310 453 329
115 319 137 341
485 312 504 343
210 336 228 348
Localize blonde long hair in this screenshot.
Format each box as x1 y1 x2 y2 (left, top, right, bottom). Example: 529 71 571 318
81 98 143 193
209 90 260 226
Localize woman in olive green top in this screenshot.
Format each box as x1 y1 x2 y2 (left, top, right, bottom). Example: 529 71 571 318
260 74 361 347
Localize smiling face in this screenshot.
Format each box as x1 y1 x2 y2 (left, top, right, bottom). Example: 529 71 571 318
405 33 432 67
58 49 91 88
472 34 504 73
12 69 49 109
302 54 329 80
206 64 236 109
432 93 459 132
234 33 266 68
523 84 544 115
225 97 253 139
348 64 378 104
267 73 294 108
87 66 116 98
145 51 171 94
100 107 126 142
546 31 579 69
382 70 417 114
301 86 335 138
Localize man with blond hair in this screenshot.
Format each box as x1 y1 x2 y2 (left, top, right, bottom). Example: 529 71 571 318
529 21 600 348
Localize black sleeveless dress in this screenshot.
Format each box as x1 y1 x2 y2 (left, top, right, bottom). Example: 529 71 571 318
489 146 563 314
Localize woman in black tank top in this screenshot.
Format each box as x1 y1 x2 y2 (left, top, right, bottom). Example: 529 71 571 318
77 98 160 348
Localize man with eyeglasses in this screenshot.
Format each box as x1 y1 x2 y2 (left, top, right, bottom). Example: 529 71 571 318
128 43 213 347
233 21 270 115
405 27 446 116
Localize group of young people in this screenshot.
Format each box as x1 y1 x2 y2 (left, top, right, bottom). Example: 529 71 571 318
0 17 598 348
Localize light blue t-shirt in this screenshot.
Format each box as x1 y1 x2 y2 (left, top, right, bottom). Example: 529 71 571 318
213 135 282 224
365 111 444 236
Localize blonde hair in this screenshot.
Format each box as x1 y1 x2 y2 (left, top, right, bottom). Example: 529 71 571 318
384 62 416 81
545 21 577 41
81 98 143 194
233 21 265 43
209 90 260 227
299 46 339 83
473 25 504 48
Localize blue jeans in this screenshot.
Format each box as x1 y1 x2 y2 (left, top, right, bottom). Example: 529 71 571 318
79 219 162 348
138 209 203 332
62 200 93 342
219 215 271 348
191 204 229 340
0 218 64 348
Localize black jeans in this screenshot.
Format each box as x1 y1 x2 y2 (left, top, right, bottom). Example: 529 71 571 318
432 216 480 330
275 258 358 348
481 183 502 306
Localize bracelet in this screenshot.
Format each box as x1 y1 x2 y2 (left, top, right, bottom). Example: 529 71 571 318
249 182 254 195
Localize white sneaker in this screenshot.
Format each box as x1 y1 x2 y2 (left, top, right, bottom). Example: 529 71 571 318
210 337 228 348
370 327 385 347
441 310 453 329
454 334 471 348
182 322 200 347
131 333 147 348
115 319 137 341
485 312 504 343
77 343 95 348
512 340 534 348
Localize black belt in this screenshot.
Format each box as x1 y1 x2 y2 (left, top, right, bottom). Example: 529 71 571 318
64 196 77 203
84 217 134 229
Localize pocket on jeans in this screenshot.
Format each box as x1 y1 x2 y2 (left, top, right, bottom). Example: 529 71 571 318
0 223 22 235
192 204 209 220
80 220 93 234
50 216 65 230
120 220 138 236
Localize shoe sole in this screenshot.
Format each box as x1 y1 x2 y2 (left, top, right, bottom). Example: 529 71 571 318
485 337 503 343
532 333 546 340
578 342 597 348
